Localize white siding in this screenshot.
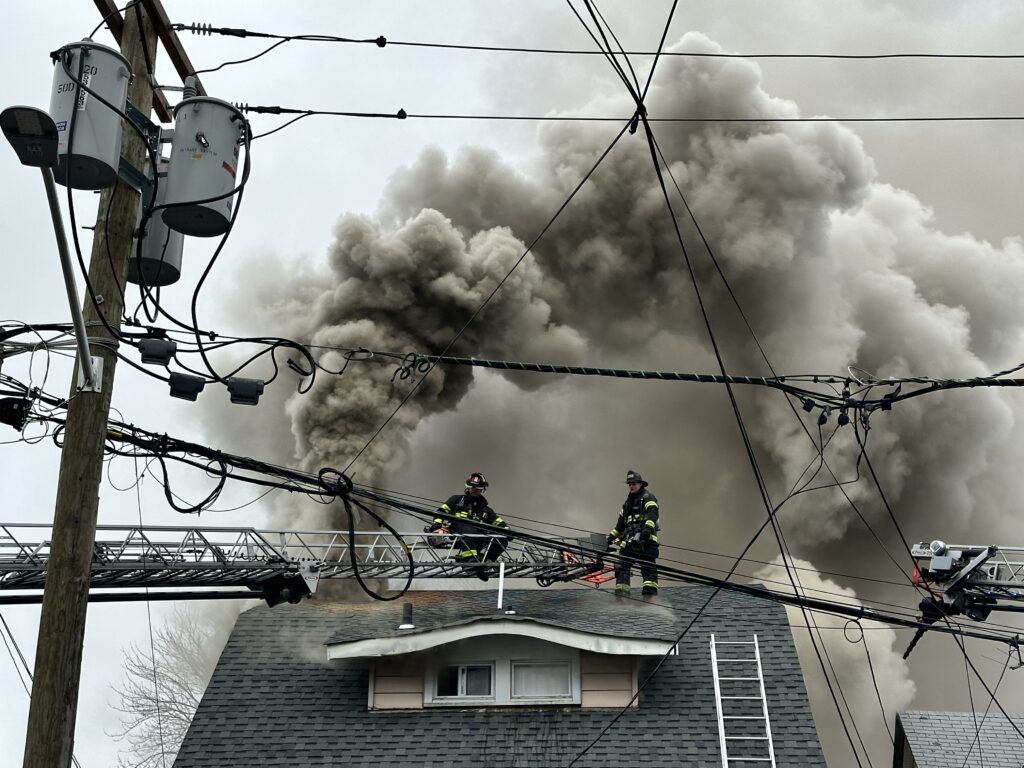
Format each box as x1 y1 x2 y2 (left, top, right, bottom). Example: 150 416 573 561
369 657 424 710
580 651 637 709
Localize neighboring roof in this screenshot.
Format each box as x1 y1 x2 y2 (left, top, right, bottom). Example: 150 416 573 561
897 710 1024 767
175 586 826 768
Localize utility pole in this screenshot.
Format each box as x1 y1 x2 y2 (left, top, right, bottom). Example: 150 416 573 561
22 7 157 768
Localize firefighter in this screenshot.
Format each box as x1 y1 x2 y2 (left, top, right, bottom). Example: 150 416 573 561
606 470 660 596
426 472 508 581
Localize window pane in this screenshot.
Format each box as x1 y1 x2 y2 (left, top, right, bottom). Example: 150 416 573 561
512 662 571 698
464 665 492 696
437 665 459 697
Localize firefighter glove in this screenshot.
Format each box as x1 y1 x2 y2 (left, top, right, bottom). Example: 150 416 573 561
639 529 652 542
605 535 615 551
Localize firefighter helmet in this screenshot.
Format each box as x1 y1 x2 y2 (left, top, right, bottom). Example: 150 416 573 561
625 470 648 487
465 472 489 490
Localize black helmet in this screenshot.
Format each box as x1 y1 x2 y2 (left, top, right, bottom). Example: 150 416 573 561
465 472 489 490
625 470 648 488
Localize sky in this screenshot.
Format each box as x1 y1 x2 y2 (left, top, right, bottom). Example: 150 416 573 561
3 2 1024 766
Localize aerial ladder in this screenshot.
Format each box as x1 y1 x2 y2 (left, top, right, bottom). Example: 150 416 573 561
904 540 1024 658
0 523 613 606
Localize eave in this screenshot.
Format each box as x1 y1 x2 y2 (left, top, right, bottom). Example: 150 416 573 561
325 618 678 659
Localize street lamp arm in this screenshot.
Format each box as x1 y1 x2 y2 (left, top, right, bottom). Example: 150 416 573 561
40 167 100 393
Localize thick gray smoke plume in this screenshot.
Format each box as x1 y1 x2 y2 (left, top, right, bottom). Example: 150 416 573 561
755 557 916 767
223 29 1024 764
286 211 585 479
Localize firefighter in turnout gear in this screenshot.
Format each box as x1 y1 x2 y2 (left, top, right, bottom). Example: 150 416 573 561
426 472 508 581
606 470 660 596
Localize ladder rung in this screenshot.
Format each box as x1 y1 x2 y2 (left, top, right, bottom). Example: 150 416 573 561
717 658 758 662
719 676 759 680
721 696 763 700
722 715 766 720
726 759 773 763
725 736 769 741
715 641 756 645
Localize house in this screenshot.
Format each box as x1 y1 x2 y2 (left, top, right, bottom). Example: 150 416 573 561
893 710 1024 767
174 586 826 767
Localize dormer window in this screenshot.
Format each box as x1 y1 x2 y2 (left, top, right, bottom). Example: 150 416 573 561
511 661 573 700
426 654 577 706
436 662 494 699
419 636 582 707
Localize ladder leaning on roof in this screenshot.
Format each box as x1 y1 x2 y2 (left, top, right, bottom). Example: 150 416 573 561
710 634 777 767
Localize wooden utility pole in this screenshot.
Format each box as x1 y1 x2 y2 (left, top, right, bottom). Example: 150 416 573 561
22 7 157 767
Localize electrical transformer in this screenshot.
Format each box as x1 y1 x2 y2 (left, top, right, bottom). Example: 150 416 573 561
127 164 185 287
162 96 245 237
49 40 132 190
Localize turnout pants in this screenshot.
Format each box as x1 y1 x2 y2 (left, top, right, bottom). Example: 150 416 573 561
455 524 507 563
615 541 659 589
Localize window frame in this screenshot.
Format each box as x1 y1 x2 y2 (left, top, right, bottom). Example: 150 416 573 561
509 658 575 701
429 660 496 702
424 649 581 707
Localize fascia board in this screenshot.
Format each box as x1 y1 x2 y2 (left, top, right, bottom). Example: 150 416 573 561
326 620 677 659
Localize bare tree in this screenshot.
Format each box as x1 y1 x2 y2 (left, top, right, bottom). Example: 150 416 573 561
109 606 220 768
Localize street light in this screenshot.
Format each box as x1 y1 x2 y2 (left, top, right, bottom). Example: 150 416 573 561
1 105 100 392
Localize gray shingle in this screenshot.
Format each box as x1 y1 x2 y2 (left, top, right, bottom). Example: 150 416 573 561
898 710 1024 767
174 586 825 767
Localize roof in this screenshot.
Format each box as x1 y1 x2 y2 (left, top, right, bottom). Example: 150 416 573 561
174 586 825 768
325 589 683 644
325 588 684 658
897 710 1024 767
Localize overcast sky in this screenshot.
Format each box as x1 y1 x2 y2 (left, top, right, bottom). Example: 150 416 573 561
3 2 1024 766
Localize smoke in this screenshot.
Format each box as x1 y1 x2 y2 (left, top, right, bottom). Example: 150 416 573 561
755 557 916 768
208 27 1024 761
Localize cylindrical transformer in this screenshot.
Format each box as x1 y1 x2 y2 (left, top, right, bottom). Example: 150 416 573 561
127 166 185 287
49 40 132 190
162 97 245 237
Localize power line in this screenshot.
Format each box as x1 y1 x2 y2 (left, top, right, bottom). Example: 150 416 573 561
0 613 85 768
238 103 1024 129
340 118 633 476
172 22 1024 61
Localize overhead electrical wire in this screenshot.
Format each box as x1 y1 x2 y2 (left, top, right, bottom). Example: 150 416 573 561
560 3 896 762
5 399 1020 649
238 103 1024 133
339 117 634 475
172 21 1024 62
561 4 861 762
0 613 85 768
847 620 895 746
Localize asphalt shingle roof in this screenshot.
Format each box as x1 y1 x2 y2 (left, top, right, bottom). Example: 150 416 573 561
174 586 825 768
898 710 1024 767
325 588 686 645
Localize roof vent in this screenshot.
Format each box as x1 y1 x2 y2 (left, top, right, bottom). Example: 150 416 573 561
398 602 414 630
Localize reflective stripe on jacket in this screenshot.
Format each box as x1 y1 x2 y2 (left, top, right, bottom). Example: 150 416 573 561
609 489 659 543
433 493 507 533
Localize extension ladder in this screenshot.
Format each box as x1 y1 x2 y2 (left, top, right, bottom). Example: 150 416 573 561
710 634 777 766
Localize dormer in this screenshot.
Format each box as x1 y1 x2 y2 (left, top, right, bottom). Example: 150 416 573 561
325 595 679 710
